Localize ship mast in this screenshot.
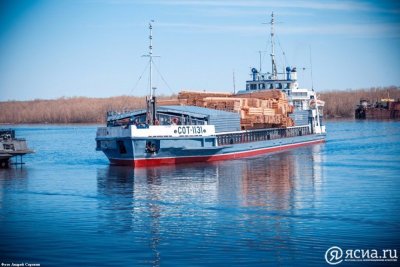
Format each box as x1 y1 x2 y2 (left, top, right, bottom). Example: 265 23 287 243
270 12 277 79
143 20 158 125
148 21 154 98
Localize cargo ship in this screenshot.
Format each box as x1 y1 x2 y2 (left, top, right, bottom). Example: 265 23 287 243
96 14 326 167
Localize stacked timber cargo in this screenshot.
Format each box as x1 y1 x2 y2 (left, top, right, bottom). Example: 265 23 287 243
174 90 294 129
234 90 294 129
177 91 233 107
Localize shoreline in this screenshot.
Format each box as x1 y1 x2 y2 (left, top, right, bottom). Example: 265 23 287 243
1 87 399 124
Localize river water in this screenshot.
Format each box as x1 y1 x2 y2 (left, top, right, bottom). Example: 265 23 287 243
0 121 399 266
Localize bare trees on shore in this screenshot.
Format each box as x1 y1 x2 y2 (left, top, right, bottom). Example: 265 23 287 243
0 96 147 124
0 87 399 123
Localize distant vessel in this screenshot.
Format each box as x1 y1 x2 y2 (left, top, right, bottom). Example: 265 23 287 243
96 14 326 167
0 129 33 168
355 98 400 119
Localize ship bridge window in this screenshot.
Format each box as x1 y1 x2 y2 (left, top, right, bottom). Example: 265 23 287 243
275 83 283 89
259 83 265 89
285 83 291 89
269 84 274 89
292 92 308 97
250 84 257 90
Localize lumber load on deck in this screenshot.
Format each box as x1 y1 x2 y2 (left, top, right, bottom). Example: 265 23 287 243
175 90 295 129
202 97 245 112
178 91 233 106
157 99 181 106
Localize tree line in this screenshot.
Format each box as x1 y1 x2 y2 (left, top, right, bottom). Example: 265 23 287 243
0 96 148 124
0 87 399 124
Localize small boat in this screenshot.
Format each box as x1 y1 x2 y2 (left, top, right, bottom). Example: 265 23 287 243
96 14 326 167
0 129 34 168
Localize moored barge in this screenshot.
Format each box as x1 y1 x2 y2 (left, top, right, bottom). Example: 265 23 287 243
355 98 400 119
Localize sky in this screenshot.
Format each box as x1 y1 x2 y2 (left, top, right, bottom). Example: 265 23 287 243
0 0 399 101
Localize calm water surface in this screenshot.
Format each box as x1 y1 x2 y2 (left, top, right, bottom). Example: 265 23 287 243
0 121 399 266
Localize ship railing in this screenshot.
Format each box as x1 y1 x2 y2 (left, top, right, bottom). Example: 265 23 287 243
96 127 131 138
216 125 310 146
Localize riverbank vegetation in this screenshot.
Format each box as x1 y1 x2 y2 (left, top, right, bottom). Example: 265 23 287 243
0 96 150 124
1 87 399 123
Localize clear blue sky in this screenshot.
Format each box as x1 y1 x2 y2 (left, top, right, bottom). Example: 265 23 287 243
1 0 399 101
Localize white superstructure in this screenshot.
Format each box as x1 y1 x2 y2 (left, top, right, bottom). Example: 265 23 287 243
238 12 325 134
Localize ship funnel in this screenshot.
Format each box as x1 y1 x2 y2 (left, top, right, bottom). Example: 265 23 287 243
286 66 291 80
251 68 258 81
291 67 297 80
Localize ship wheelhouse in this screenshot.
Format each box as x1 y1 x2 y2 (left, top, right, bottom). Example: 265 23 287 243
242 66 320 113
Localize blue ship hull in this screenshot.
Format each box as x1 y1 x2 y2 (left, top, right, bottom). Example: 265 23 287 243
96 127 326 167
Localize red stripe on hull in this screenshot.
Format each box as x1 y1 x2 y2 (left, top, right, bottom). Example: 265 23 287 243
110 139 325 167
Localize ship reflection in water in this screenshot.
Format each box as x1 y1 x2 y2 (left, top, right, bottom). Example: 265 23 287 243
96 145 325 265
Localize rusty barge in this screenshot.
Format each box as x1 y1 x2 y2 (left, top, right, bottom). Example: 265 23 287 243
355 99 400 119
